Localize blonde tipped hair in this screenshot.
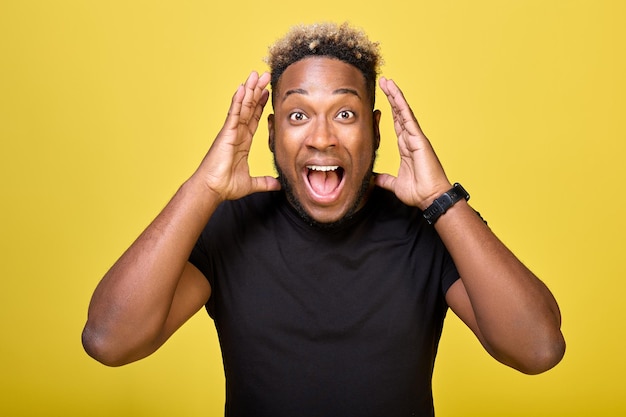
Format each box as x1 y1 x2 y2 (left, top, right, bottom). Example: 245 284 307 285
265 22 382 107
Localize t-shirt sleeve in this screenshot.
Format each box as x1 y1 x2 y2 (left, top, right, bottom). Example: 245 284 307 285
439 209 488 296
188 228 216 317
441 210 487 296
188 233 212 284
440 248 461 297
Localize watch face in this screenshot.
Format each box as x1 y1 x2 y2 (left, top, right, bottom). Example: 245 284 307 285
453 183 470 200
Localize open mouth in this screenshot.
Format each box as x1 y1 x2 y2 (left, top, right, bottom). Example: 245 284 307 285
305 165 345 198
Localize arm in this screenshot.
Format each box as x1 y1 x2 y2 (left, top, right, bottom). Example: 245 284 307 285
375 77 565 374
82 72 280 366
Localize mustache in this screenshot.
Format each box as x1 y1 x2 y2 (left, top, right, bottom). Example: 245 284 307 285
272 151 377 229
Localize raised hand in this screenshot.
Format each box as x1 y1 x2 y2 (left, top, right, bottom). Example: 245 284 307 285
194 71 280 201
375 77 452 210
82 72 282 366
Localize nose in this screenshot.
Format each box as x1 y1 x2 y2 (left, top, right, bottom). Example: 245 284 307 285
305 118 337 151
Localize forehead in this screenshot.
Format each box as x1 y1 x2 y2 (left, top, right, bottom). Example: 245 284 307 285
274 57 368 103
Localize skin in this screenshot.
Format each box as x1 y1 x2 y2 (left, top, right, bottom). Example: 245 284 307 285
268 57 380 225
376 77 565 373
82 57 565 374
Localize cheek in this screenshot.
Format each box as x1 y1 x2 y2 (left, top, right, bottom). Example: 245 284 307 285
274 127 306 159
273 139 300 176
350 132 376 168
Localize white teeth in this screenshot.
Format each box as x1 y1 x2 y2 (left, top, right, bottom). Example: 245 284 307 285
307 165 339 172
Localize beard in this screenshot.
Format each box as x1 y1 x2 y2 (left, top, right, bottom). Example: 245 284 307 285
273 151 377 230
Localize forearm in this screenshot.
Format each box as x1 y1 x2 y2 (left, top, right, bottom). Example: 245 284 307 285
436 200 565 373
83 177 219 365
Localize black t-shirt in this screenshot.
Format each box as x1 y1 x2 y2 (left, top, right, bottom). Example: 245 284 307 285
189 186 460 417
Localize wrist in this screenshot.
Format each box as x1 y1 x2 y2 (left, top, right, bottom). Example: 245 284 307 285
181 176 225 211
420 182 453 210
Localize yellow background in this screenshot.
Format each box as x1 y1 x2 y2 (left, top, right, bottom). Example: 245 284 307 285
1 1 624 415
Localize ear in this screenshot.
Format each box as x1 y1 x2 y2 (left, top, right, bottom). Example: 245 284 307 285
373 110 382 150
268 113 275 153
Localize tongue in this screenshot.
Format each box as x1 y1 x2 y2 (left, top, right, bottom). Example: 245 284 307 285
308 170 341 195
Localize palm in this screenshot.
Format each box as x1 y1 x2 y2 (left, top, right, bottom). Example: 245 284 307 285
198 72 280 201
375 77 450 210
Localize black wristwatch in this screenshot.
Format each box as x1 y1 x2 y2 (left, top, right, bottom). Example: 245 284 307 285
422 183 470 225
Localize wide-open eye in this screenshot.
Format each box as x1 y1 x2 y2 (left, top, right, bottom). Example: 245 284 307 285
336 110 355 120
289 112 308 122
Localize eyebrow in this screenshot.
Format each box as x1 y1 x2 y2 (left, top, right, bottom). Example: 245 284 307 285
282 88 361 102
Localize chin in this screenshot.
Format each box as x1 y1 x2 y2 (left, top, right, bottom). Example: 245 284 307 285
307 207 351 225
274 153 376 229
277 176 374 230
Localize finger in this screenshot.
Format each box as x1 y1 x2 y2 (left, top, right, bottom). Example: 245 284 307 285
246 89 270 135
379 77 407 134
223 71 269 132
378 76 390 95
242 72 271 134
239 71 262 124
251 72 271 115
379 77 398 110
257 71 271 90
380 77 423 137
239 72 271 130
222 83 247 130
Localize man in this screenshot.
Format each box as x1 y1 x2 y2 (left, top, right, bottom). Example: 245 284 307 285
83 22 565 416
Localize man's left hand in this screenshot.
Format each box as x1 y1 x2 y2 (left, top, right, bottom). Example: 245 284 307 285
375 77 452 210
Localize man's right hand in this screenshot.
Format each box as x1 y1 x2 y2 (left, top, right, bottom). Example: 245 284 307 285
82 72 280 367
193 71 281 202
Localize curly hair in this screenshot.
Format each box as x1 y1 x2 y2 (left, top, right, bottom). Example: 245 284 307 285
265 22 382 107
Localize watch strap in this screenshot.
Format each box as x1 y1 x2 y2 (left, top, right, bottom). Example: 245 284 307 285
422 183 470 225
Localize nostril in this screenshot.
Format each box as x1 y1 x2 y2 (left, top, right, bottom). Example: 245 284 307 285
306 124 338 150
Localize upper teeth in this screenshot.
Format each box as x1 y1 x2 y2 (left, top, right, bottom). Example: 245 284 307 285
307 165 339 172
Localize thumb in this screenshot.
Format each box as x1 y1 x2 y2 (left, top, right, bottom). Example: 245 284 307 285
374 173 396 192
250 176 282 194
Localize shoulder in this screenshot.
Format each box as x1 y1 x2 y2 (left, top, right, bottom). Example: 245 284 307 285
367 186 425 228
212 191 283 222
368 185 454 261
192 191 285 268
197 191 289 245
